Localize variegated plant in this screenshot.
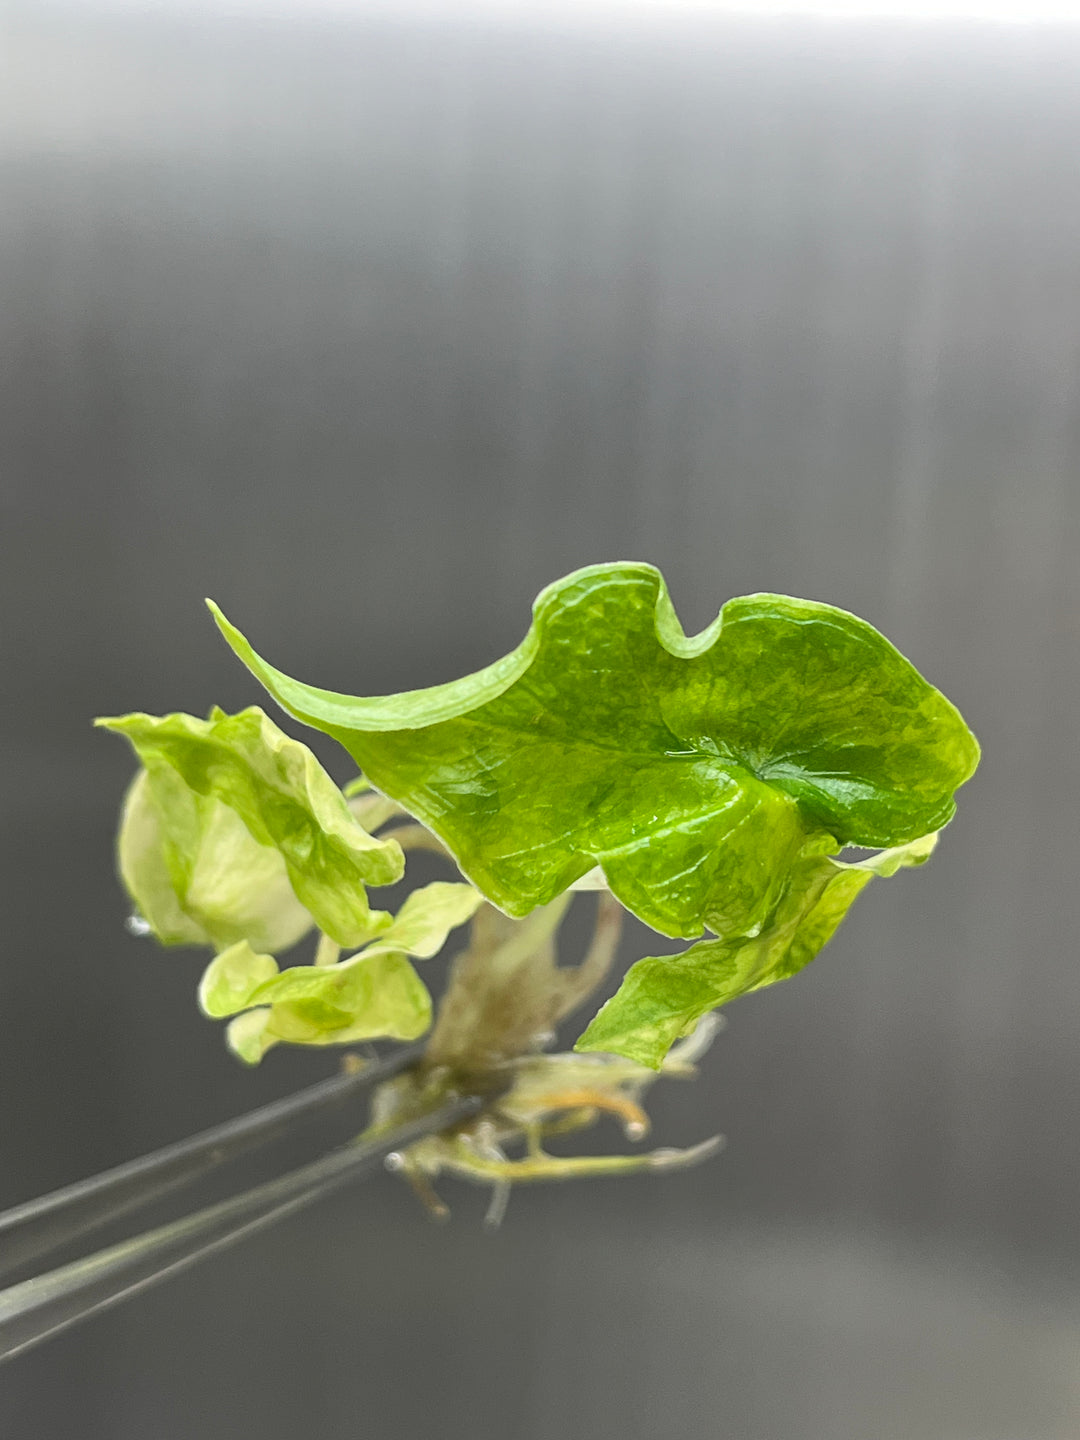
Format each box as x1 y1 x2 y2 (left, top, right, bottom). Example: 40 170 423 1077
101 563 978 1217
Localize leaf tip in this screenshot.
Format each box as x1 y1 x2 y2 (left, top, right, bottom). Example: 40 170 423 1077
94 713 135 736
205 598 251 652
205 597 237 641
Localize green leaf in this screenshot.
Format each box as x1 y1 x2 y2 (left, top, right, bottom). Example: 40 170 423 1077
198 940 279 1018
575 832 938 1068
230 951 432 1061
357 881 483 960
98 707 404 948
208 564 979 939
204 880 477 1061
225 1009 276 1065
116 769 315 953
247 948 425 1014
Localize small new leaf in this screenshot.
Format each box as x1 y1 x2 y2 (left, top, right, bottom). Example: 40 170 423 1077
225 953 432 1064
116 769 314 953
575 833 937 1068
99 707 405 947
357 881 484 960
198 940 279 1018
204 881 480 1062
225 1009 276 1066
208 564 978 939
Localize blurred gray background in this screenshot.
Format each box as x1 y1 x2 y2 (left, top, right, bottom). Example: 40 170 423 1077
2 3 1080 1436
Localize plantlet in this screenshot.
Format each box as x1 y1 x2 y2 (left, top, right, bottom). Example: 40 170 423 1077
99 562 979 1221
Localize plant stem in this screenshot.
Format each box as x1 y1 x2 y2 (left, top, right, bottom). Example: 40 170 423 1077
313 933 340 967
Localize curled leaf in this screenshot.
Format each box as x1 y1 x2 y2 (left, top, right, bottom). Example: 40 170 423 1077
225 1009 276 1066
208 564 978 939
248 951 432 1038
116 769 314 954
225 952 432 1064
575 833 938 1068
205 880 480 1062
198 940 278 1018
99 707 404 947
357 881 483 960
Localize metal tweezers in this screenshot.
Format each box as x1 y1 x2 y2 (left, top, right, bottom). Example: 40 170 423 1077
0 1043 485 1365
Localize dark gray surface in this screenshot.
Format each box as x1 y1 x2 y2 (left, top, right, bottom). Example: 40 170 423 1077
2 5 1080 1436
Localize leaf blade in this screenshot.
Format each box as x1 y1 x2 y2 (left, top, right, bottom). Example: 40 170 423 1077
198 941 280 1019
356 881 484 961
574 833 938 1068
209 565 978 939
99 708 404 947
115 769 316 954
245 952 432 1051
